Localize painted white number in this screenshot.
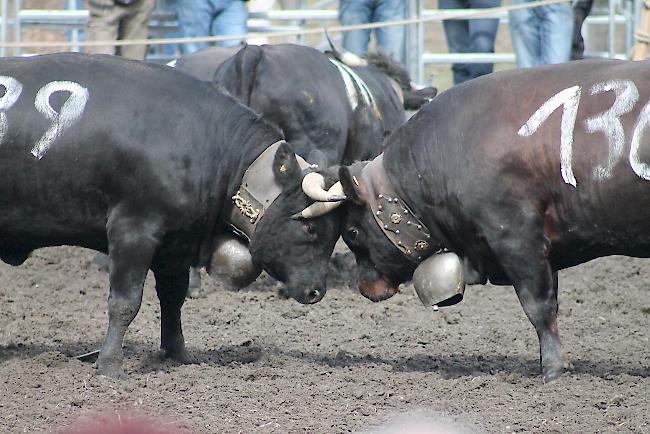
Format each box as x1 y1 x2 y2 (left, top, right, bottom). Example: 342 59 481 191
32 81 89 160
518 85 582 187
0 75 23 144
585 80 638 180
629 100 650 180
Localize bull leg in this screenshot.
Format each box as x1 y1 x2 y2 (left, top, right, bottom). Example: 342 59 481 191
485 213 567 383
96 214 161 378
152 260 192 363
519 269 566 382
506 258 567 382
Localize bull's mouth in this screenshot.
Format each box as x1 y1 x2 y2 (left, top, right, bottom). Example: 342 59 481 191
357 276 399 302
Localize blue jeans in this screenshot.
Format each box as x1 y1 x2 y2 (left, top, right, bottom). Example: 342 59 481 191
176 0 247 54
339 0 406 64
440 0 500 84
508 0 574 68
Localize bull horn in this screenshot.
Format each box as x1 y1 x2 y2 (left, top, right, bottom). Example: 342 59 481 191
302 173 347 202
324 28 368 67
292 200 344 219
410 81 425 90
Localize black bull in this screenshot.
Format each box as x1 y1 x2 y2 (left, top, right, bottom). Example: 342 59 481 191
183 43 437 165
171 45 242 81
0 53 342 377
337 59 650 382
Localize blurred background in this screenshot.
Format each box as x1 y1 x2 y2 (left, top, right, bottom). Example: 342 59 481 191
0 0 639 92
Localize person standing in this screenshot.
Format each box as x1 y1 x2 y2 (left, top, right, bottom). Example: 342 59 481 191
339 0 406 64
85 0 155 60
176 0 248 54
440 0 501 85
508 0 574 68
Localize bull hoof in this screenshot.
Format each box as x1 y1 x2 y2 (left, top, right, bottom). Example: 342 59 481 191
96 360 125 379
187 285 205 299
163 348 195 365
542 367 564 384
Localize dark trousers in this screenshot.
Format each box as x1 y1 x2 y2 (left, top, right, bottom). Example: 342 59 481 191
440 0 501 85
571 0 594 60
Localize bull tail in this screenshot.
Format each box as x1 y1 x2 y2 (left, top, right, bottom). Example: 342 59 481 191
215 44 263 106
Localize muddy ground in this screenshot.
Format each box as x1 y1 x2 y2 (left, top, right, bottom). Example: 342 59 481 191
0 244 648 433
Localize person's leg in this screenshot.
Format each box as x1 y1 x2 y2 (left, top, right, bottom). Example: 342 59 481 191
508 0 540 68
373 0 406 64
86 0 122 55
439 0 472 84
176 0 214 54
539 3 573 65
118 0 155 59
466 0 500 79
339 0 372 56
211 0 248 47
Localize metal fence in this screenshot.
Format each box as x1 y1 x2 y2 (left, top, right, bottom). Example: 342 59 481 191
0 0 640 84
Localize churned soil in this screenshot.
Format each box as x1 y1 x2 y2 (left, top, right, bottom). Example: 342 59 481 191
0 244 648 433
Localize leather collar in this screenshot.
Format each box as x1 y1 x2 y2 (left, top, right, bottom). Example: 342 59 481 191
360 155 439 262
226 140 312 242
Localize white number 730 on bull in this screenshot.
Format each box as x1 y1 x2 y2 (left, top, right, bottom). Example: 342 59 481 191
518 79 650 187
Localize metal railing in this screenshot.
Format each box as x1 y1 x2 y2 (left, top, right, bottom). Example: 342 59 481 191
0 0 637 84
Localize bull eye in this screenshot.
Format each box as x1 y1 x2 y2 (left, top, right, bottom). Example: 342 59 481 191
347 227 359 240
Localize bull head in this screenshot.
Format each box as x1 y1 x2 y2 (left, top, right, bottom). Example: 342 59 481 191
247 143 344 304
338 161 465 307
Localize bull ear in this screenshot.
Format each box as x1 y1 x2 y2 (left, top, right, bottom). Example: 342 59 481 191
273 142 301 187
403 86 437 110
339 166 368 206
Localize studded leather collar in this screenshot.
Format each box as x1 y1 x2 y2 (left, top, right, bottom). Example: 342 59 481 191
360 155 439 262
226 140 312 242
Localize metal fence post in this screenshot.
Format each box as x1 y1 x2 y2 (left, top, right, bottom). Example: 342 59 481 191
1 0 7 57
417 0 424 84
66 0 80 53
626 0 635 55
609 0 616 58
406 0 417 82
13 0 20 56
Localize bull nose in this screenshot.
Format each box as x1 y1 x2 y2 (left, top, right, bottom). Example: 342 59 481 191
303 287 325 304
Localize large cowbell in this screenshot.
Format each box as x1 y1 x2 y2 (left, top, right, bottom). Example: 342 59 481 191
207 234 261 288
412 252 465 308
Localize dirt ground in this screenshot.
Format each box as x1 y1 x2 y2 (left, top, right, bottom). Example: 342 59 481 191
1 4 646 433
0 242 648 433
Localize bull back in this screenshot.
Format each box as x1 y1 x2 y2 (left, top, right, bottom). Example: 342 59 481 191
386 58 650 271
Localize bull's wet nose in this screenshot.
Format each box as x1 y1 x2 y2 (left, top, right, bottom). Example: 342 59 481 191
304 287 325 304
